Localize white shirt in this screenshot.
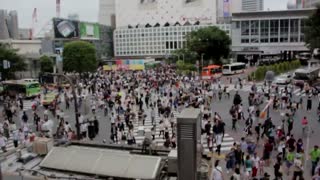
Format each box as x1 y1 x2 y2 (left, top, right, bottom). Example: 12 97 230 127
252 156 260 168
211 166 223 180
0 136 7 147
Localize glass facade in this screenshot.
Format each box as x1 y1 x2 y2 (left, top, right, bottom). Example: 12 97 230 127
238 18 307 45
114 24 230 56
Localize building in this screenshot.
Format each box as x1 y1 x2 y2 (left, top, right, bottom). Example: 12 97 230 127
113 0 231 59
114 24 230 59
0 9 19 40
242 0 264 12
0 10 10 39
231 9 315 63
7 11 19 39
99 0 116 27
304 0 320 8
18 28 31 40
0 39 42 78
115 0 217 28
68 13 80 21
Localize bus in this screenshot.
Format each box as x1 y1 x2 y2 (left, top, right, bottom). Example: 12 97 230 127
222 63 246 75
258 53 281 66
293 67 320 86
2 79 41 98
201 65 222 79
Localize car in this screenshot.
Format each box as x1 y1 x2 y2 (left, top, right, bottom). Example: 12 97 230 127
312 82 320 93
273 74 292 85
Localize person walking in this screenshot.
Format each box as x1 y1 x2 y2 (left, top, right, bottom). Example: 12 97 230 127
310 146 320 176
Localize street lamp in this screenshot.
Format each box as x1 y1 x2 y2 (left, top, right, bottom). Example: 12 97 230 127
48 73 81 140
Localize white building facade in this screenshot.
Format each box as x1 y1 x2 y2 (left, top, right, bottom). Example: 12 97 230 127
242 0 264 12
114 24 230 58
115 0 217 28
113 0 234 58
231 9 314 63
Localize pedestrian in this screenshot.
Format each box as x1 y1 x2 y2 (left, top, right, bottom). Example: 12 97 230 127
292 154 304 180
307 96 312 111
210 160 223 180
310 146 320 176
0 133 7 152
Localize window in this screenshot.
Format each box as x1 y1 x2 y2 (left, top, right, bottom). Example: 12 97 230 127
250 20 259 43
270 20 279 43
300 19 307 42
280 19 289 42
260 20 269 43
290 19 299 42
241 38 249 43
241 21 250 36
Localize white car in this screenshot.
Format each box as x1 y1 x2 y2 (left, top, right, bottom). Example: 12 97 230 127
273 74 292 85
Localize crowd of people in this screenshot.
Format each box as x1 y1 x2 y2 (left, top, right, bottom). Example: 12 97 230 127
1 65 320 179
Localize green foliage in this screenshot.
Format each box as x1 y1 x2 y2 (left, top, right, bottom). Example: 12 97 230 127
63 41 97 74
186 26 231 64
40 55 54 73
305 5 320 50
252 60 301 81
0 43 26 79
172 48 198 64
176 60 197 75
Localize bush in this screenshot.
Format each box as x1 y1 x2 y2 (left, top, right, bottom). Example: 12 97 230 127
252 60 301 81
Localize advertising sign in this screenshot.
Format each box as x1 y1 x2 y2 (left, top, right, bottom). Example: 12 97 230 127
103 59 148 71
53 18 79 39
80 22 100 40
223 0 230 17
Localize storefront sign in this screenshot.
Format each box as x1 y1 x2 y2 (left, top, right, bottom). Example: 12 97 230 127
242 47 260 51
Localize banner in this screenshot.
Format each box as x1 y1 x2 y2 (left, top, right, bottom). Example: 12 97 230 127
53 18 79 39
80 22 100 40
223 0 230 17
103 59 147 71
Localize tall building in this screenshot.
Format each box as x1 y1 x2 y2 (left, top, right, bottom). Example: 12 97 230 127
0 10 10 39
242 0 264 11
99 0 116 27
7 11 19 39
0 10 19 40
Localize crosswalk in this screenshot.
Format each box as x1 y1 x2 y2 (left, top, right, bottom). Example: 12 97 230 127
212 83 310 97
112 104 236 155
0 134 17 154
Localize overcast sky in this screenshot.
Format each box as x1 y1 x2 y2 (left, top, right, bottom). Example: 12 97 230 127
0 0 287 30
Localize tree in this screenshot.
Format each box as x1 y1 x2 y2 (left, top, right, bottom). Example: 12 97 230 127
172 48 198 64
40 55 54 73
63 41 97 74
186 26 231 65
305 5 320 50
0 43 26 79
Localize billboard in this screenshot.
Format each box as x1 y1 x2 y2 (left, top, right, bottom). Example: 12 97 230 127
53 18 79 39
103 59 155 71
80 22 100 40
